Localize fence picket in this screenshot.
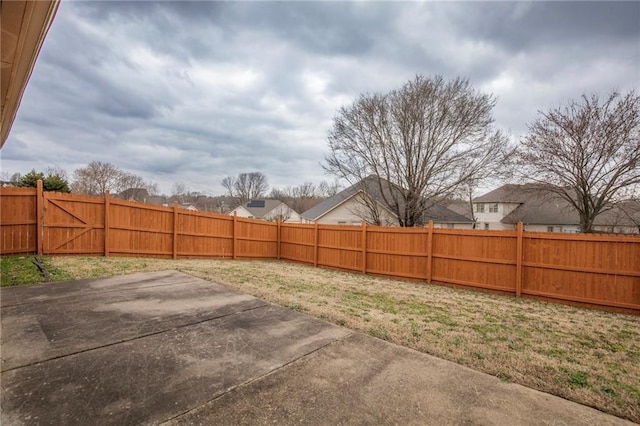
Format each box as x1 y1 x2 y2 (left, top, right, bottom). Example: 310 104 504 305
104 190 110 256
36 180 43 256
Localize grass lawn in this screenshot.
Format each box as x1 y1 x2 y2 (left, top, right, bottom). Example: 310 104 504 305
0 255 74 286
2 255 639 422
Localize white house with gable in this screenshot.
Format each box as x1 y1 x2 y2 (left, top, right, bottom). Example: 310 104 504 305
301 176 474 228
229 199 301 223
473 184 640 233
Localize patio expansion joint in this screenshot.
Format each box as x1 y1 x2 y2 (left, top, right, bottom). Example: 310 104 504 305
158 331 354 425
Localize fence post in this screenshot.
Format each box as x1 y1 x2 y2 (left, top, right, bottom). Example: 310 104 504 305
104 190 110 257
361 221 367 274
277 219 281 260
36 180 43 256
426 220 433 283
173 202 178 259
516 222 523 297
232 212 237 260
314 221 319 267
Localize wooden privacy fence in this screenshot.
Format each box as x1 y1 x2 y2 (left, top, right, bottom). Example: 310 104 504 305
0 184 277 260
279 222 639 313
1 185 639 314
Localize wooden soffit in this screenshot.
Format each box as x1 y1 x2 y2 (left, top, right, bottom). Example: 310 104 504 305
1 0 60 147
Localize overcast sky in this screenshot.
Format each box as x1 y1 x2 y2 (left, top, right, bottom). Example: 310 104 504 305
2 1 638 196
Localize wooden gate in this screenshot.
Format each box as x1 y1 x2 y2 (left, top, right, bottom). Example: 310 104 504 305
43 192 105 255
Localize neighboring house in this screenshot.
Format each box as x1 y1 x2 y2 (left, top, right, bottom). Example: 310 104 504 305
301 189 397 226
114 191 203 213
146 195 168 206
229 199 301 223
473 184 640 233
300 177 474 228
194 195 236 214
592 200 640 234
442 199 475 224
180 204 198 211
117 188 150 202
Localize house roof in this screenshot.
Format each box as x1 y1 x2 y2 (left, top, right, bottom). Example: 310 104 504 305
422 203 473 223
481 184 640 228
503 197 640 228
476 184 581 225
595 201 640 228
473 183 550 204
117 188 150 202
501 192 578 225
146 195 168 206
301 182 364 221
442 199 473 219
301 176 472 224
237 199 295 219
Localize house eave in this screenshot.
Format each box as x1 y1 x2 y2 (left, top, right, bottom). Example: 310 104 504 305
1 0 60 147
306 189 399 223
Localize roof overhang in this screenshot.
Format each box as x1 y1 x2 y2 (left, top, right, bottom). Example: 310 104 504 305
303 189 399 222
1 0 60 147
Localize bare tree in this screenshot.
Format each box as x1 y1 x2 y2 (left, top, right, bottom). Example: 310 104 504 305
1 172 22 184
222 172 268 204
459 182 478 229
615 199 640 233
237 172 268 201
146 182 159 196
116 172 159 200
119 172 147 192
221 176 239 208
269 187 285 199
325 75 513 227
294 182 322 213
519 91 640 232
347 191 388 226
72 161 157 196
72 161 123 195
293 182 316 199
45 166 69 182
171 182 187 197
270 182 318 213
171 182 189 203
9 172 22 184
221 176 236 197
317 179 341 197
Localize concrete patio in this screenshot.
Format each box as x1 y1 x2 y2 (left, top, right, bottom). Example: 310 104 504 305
0 271 632 425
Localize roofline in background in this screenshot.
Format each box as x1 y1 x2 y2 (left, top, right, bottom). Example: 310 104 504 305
302 189 399 222
301 191 358 221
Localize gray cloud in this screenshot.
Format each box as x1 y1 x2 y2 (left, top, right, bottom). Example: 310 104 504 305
2 1 638 196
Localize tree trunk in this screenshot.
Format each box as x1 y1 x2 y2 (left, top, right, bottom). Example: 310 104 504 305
581 214 595 233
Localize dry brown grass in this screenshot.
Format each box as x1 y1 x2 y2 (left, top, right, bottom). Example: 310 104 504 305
42 256 640 422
